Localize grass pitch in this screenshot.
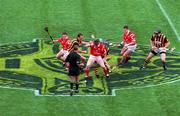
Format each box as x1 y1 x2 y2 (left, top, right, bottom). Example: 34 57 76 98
0 0 180 116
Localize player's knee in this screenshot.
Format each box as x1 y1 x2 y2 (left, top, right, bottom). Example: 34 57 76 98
56 55 61 59
122 51 129 56
161 58 166 62
147 54 154 60
70 78 75 83
126 54 130 58
120 52 124 55
85 66 90 70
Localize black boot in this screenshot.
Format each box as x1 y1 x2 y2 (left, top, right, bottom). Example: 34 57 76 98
162 61 167 70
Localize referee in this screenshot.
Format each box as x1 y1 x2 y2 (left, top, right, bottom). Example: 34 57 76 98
65 45 84 96
140 29 170 70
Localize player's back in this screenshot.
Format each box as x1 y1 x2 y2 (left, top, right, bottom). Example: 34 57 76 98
151 34 168 48
66 52 80 68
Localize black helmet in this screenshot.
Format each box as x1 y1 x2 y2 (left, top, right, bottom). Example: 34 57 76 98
94 39 100 43
62 32 68 35
123 25 129 29
154 29 161 34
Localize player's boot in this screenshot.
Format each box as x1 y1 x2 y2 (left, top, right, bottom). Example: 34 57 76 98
106 74 110 78
85 76 93 82
117 58 122 66
96 75 100 78
62 62 65 67
140 66 145 70
163 65 167 70
162 61 167 70
125 57 131 63
75 89 79 93
85 76 93 87
70 89 73 96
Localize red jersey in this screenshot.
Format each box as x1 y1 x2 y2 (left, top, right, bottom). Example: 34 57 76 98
123 31 136 45
90 42 105 56
57 36 71 50
101 43 108 55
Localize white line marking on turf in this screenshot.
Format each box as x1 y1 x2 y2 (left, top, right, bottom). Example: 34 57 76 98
35 78 180 97
1 78 180 97
112 78 180 96
0 86 34 91
36 94 114 97
155 0 180 41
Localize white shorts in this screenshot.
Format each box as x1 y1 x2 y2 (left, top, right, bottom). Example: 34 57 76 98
126 44 137 52
153 47 166 54
59 49 69 60
86 55 105 68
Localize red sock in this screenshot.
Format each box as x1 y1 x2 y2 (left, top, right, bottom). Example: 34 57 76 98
81 57 86 63
104 63 109 73
85 67 90 77
65 63 69 69
103 68 108 76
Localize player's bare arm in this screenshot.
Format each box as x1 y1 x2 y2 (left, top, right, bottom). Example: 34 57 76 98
77 49 87 54
164 41 170 48
150 40 156 49
125 40 136 46
85 42 92 47
52 40 59 43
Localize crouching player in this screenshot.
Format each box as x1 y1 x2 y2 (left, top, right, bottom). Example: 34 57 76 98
94 38 111 77
52 32 71 62
65 45 84 96
140 29 170 70
118 25 137 65
85 39 109 79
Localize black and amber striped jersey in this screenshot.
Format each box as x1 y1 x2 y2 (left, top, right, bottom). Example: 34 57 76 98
151 34 169 48
68 39 82 52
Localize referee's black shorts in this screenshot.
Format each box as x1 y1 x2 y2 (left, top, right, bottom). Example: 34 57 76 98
68 68 80 76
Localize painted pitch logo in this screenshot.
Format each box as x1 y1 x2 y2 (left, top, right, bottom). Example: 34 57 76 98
0 39 179 96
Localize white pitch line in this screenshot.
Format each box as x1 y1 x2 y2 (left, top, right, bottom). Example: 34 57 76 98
35 78 180 97
1 78 180 97
0 86 34 91
155 0 180 41
112 78 180 96
36 94 114 97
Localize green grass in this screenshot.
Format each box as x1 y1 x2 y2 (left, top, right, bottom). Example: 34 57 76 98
0 0 179 51
0 0 180 116
0 81 180 116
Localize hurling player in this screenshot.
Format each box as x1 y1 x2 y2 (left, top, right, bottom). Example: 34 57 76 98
118 25 137 66
52 32 71 61
140 29 170 70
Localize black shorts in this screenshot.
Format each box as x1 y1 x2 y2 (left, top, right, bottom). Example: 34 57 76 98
68 68 80 76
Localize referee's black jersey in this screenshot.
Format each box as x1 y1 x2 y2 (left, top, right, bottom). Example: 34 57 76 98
65 51 81 72
151 34 169 48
